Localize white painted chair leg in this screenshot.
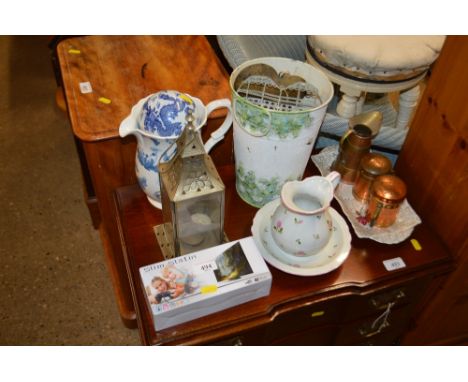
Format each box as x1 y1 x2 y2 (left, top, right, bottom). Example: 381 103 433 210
355 92 366 115
336 86 362 118
395 85 421 129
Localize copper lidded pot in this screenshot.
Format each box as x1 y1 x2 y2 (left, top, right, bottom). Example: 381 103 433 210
353 153 393 202
367 174 407 228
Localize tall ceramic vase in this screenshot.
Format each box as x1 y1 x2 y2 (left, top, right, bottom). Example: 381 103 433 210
230 57 334 207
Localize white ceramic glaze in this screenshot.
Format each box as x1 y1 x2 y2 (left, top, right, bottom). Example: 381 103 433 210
251 199 351 276
119 90 232 209
230 57 334 207
270 171 340 257
233 119 318 208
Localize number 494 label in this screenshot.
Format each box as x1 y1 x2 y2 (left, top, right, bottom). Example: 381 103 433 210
197 261 217 273
383 257 406 271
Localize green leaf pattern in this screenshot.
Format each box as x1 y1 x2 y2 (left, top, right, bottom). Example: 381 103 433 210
236 164 282 207
235 97 313 139
235 99 270 136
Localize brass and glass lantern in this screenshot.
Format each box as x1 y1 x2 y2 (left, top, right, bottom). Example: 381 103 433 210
155 111 225 259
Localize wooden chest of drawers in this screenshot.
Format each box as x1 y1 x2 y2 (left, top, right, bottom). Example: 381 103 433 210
114 164 452 346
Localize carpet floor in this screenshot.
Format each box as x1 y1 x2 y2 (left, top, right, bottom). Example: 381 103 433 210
0 36 140 345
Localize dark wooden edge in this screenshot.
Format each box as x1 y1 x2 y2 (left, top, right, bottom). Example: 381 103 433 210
113 191 151 343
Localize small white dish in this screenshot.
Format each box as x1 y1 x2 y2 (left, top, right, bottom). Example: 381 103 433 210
252 199 352 276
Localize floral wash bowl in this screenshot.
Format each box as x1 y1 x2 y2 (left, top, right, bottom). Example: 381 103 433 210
230 57 334 207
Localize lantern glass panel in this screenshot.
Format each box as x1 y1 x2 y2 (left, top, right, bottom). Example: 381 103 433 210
174 192 224 256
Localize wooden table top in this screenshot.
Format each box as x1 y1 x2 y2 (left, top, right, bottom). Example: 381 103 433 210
57 36 231 142
114 163 452 345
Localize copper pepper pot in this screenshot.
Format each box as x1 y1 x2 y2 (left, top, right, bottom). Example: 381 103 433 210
367 174 407 228
353 153 393 203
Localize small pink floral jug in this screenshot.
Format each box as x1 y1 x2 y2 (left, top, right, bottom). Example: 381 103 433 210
270 171 341 257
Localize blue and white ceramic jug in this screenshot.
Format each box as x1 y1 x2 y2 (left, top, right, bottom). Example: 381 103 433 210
119 90 232 208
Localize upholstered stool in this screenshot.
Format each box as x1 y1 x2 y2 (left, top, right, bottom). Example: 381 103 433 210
306 36 445 129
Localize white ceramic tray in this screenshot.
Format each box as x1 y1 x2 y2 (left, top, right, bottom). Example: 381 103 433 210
251 199 351 276
311 145 421 244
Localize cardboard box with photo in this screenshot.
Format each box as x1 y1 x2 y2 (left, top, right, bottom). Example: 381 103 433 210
139 237 272 331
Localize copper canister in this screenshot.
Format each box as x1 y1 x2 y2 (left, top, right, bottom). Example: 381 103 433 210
352 153 393 202
332 124 373 184
367 175 407 228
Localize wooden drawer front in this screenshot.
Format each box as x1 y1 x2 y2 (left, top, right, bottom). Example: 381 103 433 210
335 305 413 345
208 326 267 346
265 297 347 343
270 324 337 346
344 278 430 321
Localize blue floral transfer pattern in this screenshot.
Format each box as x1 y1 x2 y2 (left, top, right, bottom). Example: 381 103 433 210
137 138 161 172
137 149 158 172
139 91 195 137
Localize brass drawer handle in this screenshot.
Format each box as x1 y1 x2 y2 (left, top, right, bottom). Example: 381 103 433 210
359 302 394 338
371 289 405 309
359 320 390 338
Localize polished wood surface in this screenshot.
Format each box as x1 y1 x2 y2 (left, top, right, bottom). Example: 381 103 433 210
57 36 231 326
58 35 230 141
397 36 468 345
114 163 452 345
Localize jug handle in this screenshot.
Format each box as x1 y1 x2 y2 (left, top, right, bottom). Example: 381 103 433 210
339 129 353 148
326 171 341 189
202 99 233 153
